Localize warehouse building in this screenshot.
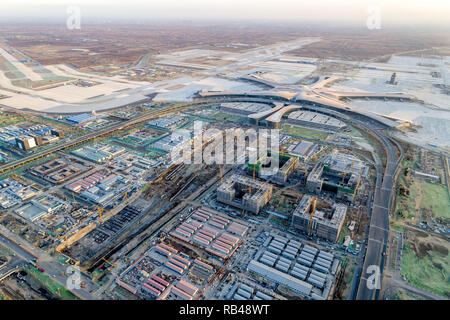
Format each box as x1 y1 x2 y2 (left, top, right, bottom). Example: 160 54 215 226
248 236 340 299
66 113 96 124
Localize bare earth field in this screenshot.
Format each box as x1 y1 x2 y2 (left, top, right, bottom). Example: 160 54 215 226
2 24 449 69
1 23 309 68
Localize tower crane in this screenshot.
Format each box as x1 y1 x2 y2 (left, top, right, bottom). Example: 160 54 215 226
122 185 132 201
308 197 317 234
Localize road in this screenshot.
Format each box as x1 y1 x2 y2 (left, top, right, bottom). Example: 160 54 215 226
0 256 27 281
355 124 401 300
0 226 96 300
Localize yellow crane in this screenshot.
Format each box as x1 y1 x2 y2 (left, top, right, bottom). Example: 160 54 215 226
339 160 356 184
219 164 223 185
102 257 117 268
308 197 317 234
338 172 348 184
122 185 132 201
312 155 318 163
58 231 77 243
96 205 107 221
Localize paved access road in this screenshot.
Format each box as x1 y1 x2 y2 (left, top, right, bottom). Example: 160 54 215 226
355 124 401 300
0 226 96 300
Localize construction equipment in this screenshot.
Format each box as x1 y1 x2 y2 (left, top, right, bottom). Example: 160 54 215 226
58 231 77 242
219 164 223 185
96 205 106 220
308 197 317 234
313 155 318 163
122 185 132 201
339 172 348 184
338 160 355 184
102 257 117 268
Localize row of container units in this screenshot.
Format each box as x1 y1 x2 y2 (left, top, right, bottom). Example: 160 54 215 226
193 259 214 272
205 247 228 260
171 286 193 300
302 244 318 256
164 261 186 275
169 230 191 243
198 225 219 240
211 240 232 255
176 280 199 296
317 250 334 262
142 282 161 297
154 243 178 258
191 209 211 222
209 215 229 230
313 258 332 273
193 234 211 246
306 270 327 289
233 293 247 300
253 291 273 300
297 252 315 267
116 278 138 295
236 288 252 299
227 221 248 237
290 262 310 281
259 251 277 267
275 260 290 273
272 235 289 244
180 220 202 234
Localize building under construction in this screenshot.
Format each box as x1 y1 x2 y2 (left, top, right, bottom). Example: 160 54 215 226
306 151 367 202
217 174 273 214
291 195 347 243
247 153 298 185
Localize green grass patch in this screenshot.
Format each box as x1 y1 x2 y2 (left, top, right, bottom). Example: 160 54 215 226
282 125 329 140
401 244 449 298
420 181 450 219
25 266 79 300
209 112 245 123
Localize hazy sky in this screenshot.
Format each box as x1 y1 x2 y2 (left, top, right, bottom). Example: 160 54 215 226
1 0 449 27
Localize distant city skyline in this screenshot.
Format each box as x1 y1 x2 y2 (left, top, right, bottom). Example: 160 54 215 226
0 0 449 27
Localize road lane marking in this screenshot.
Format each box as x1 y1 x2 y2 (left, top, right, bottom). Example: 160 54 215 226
373 204 389 210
